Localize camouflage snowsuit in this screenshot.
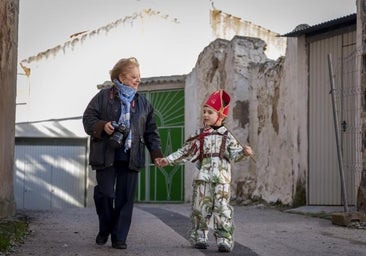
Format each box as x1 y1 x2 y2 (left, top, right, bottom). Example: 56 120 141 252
165 126 249 250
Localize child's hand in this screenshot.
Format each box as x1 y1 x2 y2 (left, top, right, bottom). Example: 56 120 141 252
159 158 169 167
243 145 253 156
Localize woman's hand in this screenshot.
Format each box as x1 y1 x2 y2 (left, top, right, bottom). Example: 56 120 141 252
104 122 114 135
155 158 169 167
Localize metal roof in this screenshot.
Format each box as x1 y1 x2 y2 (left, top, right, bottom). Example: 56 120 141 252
16 117 85 138
140 74 187 84
282 13 356 37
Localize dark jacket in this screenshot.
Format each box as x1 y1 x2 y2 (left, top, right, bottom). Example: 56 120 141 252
82 86 163 171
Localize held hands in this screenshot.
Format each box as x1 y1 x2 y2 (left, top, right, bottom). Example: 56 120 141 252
154 158 169 168
155 147 254 167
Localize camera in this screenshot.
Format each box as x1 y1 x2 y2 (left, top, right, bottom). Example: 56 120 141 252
108 121 130 149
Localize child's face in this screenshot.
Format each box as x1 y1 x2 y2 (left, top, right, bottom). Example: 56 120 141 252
203 106 222 126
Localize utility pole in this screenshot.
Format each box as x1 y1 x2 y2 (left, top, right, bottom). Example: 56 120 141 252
357 0 366 213
0 0 19 218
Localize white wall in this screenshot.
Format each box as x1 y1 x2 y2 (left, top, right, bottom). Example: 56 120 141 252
16 10 208 122
185 35 307 205
16 8 285 123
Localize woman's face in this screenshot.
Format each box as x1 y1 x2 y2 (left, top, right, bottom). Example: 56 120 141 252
119 66 141 90
203 106 221 127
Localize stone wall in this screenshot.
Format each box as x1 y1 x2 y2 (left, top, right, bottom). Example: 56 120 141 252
184 35 307 205
0 0 18 218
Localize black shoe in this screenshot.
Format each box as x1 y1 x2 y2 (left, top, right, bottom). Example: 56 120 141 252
112 241 127 249
218 244 231 252
194 242 208 249
95 233 108 245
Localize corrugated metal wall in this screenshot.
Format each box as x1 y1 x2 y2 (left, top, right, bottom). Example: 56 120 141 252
14 138 87 209
308 30 358 205
340 31 361 206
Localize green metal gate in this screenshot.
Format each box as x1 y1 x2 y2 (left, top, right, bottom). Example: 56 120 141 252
136 89 185 202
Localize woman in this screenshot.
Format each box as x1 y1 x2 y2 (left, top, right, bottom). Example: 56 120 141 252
82 57 163 249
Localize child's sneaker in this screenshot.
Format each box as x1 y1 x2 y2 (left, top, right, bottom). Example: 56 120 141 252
194 242 208 249
218 243 231 252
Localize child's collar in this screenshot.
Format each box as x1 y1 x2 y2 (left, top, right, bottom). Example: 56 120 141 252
211 125 223 130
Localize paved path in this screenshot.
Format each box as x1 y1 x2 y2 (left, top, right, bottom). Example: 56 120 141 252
9 204 366 256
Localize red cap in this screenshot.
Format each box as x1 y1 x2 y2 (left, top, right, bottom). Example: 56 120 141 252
204 89 231 117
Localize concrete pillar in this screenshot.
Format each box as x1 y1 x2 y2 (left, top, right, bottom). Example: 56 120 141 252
0 0 19 218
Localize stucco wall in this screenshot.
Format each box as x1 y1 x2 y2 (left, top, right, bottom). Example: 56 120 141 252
210 9 286 60
184 35 308 205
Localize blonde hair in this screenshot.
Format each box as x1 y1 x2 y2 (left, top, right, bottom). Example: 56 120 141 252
110 57 139 82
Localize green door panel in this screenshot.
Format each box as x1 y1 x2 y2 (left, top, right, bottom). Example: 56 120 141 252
136 89 185 202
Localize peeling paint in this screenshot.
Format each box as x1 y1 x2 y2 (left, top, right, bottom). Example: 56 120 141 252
19 8 180 69
205 55 227 86
233 100 249 129
271 85 279 134
207 56 219 83
209 9 286 60
20 62 30 77
293 178 306 207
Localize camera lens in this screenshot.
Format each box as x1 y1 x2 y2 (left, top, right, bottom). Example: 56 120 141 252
109 132 124 148
108 121 129 149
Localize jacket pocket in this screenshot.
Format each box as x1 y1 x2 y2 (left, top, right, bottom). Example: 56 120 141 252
131 136 146 171
89 138 107 167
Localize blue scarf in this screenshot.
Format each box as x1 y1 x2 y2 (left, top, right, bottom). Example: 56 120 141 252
113 79 136 151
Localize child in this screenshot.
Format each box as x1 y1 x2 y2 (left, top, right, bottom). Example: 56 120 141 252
157 89 253 253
